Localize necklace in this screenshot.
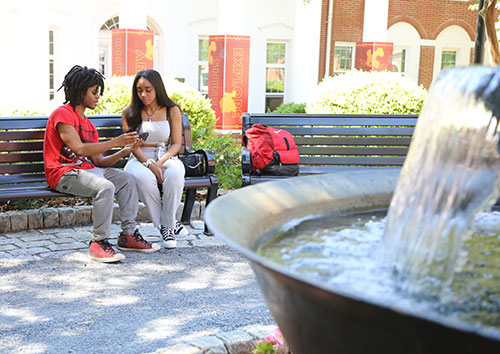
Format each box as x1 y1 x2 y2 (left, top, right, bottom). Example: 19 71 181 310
144 105 159 122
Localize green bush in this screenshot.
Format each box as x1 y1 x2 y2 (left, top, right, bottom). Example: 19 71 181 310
271 102 306 113
306 71 427 114
194 133 241 190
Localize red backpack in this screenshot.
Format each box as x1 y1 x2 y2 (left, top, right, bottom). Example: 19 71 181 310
242 124 300 176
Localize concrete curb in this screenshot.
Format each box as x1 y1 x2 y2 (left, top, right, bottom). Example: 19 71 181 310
0 201 206 233
152 324 290 354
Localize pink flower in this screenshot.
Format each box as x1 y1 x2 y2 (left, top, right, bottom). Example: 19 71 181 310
271 328 284 346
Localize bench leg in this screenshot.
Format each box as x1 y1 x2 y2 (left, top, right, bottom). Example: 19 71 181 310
204 179 219 235
181 188 197 225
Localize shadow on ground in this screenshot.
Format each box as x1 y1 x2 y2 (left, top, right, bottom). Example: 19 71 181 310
0 246 274 354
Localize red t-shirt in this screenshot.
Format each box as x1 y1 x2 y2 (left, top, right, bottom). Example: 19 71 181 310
44 104 98 189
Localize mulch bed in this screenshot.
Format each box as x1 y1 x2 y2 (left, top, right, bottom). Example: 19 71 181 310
0 189 230 212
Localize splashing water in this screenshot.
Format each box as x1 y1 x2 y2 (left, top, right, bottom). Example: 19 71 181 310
381 67 500 295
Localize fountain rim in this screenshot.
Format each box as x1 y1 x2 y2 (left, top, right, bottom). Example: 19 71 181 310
205 169 500 342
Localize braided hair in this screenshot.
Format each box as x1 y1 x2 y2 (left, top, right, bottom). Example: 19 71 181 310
58 65 105 108
126 69 178 132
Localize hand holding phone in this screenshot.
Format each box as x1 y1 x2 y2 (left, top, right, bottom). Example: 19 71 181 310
138 132 149 141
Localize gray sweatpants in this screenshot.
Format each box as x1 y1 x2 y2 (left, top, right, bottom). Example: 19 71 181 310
55 167 138 241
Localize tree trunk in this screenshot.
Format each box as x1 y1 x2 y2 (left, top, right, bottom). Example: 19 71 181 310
480 0 500 65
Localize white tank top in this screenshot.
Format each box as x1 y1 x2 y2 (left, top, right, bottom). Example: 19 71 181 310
139 120 170 144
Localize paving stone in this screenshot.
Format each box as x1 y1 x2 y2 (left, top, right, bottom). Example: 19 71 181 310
6 211 28 232
42 208 59 228
243 324 278 340
26 209 44 229
0 244 20 252
190 238 226 247
0 239 21 246
200 201 206 219
0 213 11 233
52 237 79 244
215 330 254 354
176 202 184 221
24 240 54 248
47 241 87 251
112 203 120 222
191 220 205 230
59 207 76 226
188 335 227 354
13 229 44 238
74 206 92 224
137 203 151 222
8 247 51 255
191 201 201 220
155 343 201 354
65 230 92 241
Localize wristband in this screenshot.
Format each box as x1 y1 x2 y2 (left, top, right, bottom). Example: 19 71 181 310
143 158 155 168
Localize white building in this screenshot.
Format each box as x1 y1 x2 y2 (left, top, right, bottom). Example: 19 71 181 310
0 0 322 115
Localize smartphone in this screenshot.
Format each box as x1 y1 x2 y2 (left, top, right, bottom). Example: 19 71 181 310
138 132 149 141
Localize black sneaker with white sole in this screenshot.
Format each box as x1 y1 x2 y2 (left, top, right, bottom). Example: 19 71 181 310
161 226 177 249
174 221 189 238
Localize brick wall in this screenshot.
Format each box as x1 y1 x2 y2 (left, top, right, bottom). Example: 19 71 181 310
418 46 435 89
319 0 486 88
388 0 477 41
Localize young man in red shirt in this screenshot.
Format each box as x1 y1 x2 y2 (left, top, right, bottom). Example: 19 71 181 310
44 65 160 262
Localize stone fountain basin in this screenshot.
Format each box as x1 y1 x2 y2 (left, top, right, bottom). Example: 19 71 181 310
204 169 500 354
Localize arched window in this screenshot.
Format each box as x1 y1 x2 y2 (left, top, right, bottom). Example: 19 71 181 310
98 16 119 76
98 16 160 77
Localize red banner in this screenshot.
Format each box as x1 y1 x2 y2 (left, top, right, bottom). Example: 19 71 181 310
112 29 154 76
355 42 393 71
208 35 250 130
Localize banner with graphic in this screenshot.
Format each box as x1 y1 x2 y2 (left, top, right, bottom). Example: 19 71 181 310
112 29 154 76
208 35 250 130
355 42 393 71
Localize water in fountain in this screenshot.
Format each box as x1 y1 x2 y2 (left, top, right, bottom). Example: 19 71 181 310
381 66 500 295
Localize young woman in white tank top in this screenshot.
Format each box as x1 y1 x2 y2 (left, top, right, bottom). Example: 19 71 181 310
121 69 188 249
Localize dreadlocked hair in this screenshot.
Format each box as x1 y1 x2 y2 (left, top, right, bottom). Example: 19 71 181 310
58 65 105 108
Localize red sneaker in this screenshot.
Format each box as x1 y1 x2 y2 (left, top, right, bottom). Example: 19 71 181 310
117 229 161 253
89 240 125 263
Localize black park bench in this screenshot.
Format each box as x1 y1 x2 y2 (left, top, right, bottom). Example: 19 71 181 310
241 113 418 186
0 114 219 225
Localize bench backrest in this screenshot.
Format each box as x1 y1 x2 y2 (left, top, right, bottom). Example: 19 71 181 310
0 114 193 186
242 113 418 170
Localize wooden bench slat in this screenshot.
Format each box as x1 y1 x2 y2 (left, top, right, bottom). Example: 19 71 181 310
0 141 44 151
299 156 407 165
0 163 45 174
0 152 43 163
282 126 415 136
294 136 413 146
298 146 409 155
0 174 46 184
243 116 418 127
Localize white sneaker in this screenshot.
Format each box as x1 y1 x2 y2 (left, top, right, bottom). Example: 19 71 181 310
174 221 189 238
160 226 177 249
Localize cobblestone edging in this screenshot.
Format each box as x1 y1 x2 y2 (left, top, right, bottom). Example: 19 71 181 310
0 201 205 233
152 324 290 354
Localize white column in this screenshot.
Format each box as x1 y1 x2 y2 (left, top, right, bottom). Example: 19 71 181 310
218 0 245 34
362 0 389 42
288 0 322 103
119 0 147 29
0 1 48 111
